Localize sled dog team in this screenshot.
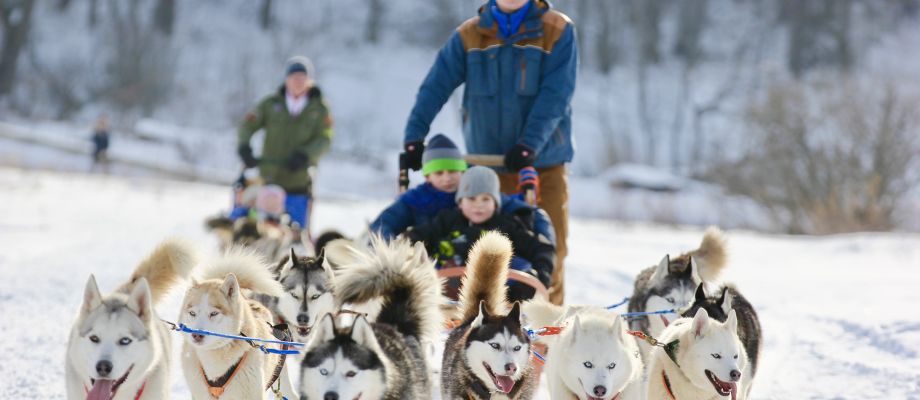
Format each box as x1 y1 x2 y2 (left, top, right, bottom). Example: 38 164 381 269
66 227 760 399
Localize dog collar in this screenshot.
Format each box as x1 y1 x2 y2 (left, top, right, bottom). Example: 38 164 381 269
200 351 250 398
661 370 677 400
470 379 493 399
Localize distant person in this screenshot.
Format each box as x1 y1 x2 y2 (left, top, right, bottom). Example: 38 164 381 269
402 0 577 304
90 115 110 173
238 56 334 244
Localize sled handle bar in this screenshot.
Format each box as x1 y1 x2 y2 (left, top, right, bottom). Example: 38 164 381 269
463 154 505 167
437 266 549 300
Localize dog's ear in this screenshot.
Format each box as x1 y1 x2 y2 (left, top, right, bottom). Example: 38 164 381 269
472 300 490 329
569 315 582 342
689 257 703 285
650 255 670 283
412 241 430 265
81 274 103 315
309 314 336 346
692 308 710 338
720 289 733 316
350 315 380 350
725 309 738 335
272 255 290 278
611 315 625 343
126 278 153 322
507 302 522 325
221 273 241 302
695 283 707 303
290 247 298 265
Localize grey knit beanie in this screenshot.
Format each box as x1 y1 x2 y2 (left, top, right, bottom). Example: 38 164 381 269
456 166 502 208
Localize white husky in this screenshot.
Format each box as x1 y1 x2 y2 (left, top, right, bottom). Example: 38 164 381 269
178 248 297 399
524 301 643 400
646 308 751 400
65 239 197 400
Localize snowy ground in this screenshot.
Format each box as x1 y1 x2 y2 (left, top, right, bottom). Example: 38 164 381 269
1 167 919 399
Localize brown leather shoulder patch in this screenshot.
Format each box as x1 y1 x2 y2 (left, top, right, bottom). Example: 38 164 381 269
540 10 573 53
458 16 482 52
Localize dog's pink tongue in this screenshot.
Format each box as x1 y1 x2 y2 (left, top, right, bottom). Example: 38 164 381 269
494 375 515 394
729 382 737 400
86 379 115 400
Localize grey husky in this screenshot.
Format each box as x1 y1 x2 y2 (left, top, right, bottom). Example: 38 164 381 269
65 239 197 400
628 227 728 345
298 235 442 400
442 231 536 400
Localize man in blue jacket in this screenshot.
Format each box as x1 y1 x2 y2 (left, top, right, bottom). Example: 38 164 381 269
402 0 576 304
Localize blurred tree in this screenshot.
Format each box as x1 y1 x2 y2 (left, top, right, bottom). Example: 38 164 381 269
153 0 175 36
0 0 35 97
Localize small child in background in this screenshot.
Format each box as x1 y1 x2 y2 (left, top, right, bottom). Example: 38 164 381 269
407 166 555 301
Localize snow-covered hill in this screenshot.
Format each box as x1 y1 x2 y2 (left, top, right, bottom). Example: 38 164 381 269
1 167 918 398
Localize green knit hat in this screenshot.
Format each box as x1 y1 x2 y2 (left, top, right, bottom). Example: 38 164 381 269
422 134 467 175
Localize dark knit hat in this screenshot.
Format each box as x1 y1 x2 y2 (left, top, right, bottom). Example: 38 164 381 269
285 56 314 77
422 134 467 175
456 166 502 208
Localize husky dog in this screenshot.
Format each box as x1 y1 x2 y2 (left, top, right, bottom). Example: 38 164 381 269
299 235 442 400
66 239 197 400
442 232 536 399
178 249 297 399
683 283 761 392
628 227 728 344
255 249 337 344
646 308 751 400
524 301 643 400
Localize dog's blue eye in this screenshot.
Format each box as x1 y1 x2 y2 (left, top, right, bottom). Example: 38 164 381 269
189 311 196 317
711 353 721 359
209 311 219 318
290 293 300 299
583 361 593 369
666 297 675 304
607 362 616 369
319 368 329 376
311 294 321 300
513 345 522 352
489 343 500 350
118 337 132 346
89 335 100 343
345 371 357 378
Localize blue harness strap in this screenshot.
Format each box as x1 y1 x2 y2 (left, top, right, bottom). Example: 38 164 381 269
175 323 303 355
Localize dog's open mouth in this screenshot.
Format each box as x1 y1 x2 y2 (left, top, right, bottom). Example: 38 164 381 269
87 365 132 400
705 370 737 399
296 325 311 337
660 314 670 327
483 362 516 394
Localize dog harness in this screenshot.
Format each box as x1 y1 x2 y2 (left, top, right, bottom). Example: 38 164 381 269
83 381 146 400
200 351 249 398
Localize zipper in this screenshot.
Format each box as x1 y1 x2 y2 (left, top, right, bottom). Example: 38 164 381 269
520 56 527 92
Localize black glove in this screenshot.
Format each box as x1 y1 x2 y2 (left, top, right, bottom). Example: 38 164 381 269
403 140 425 171
504 143 536 171
238 144 259 168
286 151 309 171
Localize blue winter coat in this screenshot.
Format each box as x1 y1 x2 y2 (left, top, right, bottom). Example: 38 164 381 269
404 0 578 168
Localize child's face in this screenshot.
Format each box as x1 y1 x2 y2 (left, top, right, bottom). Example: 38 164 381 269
426 170 462 192
459 194 497 224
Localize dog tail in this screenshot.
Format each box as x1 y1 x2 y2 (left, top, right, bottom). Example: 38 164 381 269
334 235 443 341
314 230 347 257
120 238 198 306
459 231 512 323
692 226 728 281
522 299 566 328
322 237 363 270
199 247 283 297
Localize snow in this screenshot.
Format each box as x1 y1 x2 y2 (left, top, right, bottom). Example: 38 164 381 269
1 167 918 398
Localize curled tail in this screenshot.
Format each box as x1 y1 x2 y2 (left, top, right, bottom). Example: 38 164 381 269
522 299 565 328
334 235 443 341
458 231 512 323
199 247 283 297
692 226 728 281
118 238 198 305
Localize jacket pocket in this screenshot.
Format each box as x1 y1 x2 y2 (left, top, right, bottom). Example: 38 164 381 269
517 50 542 96
467 51 497 96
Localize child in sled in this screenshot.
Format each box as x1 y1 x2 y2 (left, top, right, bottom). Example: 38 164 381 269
370 134 555 247
406 166 555 302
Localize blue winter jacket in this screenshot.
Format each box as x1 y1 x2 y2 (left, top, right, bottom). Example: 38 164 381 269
404 0 578 169
369 182 555 245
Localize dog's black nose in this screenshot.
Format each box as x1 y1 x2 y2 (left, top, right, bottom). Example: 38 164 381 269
96 360 113 377
323 391 339 400
730 369 741 381
593 385 607 397
297 314 310 325
504 363 517 375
